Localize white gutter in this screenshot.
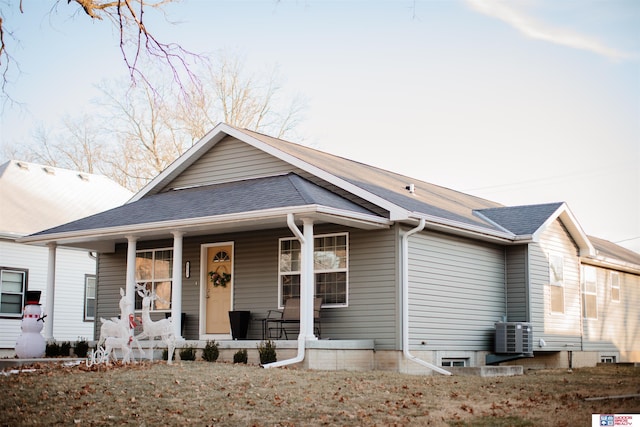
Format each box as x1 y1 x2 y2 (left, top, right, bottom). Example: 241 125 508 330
581 255 640 275
401 218 452 375
263 213 307 368
415 212 516 243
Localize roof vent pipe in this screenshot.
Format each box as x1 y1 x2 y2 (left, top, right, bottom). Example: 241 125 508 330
405 184 415 194
401 218 452 375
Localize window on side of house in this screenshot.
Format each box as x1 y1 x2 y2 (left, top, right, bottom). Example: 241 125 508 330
549 254 565 314
0 268 27 317
441 358 468 367
84 275 96 321
610 272 620 303
134 248 173 312
278 232 348 308
582 265 597 319
600 355 616 363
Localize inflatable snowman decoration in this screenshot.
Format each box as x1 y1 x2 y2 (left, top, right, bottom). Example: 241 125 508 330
15 291 46 358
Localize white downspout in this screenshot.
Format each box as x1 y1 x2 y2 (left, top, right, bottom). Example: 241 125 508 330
402 218 452 375
263 213 307 368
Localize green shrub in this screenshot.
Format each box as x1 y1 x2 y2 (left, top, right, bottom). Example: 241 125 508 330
59 341 71 357
202 340 219 362
45 341 61 357
257 340 277 364
233 348 248 364
179 345 196 361
74 339 89 357
162 348 174 361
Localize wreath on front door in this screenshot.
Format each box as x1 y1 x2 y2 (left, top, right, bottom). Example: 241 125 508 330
208 265 231 288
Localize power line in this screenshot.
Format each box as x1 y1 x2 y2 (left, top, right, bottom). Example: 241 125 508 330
614 236 640 244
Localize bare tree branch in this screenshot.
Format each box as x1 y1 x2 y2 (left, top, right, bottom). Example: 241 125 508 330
6 52 306 191
0 0 201 100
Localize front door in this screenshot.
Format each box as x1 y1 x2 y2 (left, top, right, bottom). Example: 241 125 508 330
205 244 233 334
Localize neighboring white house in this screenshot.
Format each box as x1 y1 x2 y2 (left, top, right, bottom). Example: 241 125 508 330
0 160 132 355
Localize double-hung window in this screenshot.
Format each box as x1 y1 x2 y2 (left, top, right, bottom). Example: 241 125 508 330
0 268 27 316
610 272 620 303
279 233 348 307
134 249 173 311
84 275 96 321
582 266 597 319
549 254 565 314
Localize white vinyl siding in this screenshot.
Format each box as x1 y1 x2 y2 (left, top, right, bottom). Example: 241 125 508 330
0 240 96 348
530 219 582 349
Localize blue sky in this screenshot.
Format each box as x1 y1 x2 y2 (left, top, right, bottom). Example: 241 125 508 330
1 0 638 253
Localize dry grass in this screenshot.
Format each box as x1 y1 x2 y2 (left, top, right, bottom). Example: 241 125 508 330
1 361 638 426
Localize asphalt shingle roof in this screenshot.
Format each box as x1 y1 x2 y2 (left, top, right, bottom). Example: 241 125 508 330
31 173 376 236
474 203 564 236
589 235 640 266
240 128 506 231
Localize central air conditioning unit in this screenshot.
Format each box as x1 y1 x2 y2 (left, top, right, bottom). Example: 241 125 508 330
495 322 533 355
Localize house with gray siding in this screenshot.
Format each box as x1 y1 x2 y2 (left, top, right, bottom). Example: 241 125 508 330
20 123 640 372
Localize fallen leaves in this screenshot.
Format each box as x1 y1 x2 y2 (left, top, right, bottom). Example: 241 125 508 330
0 362 637 426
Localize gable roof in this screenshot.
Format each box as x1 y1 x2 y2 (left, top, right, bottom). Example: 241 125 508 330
29 174 379 237
587 235 640 273
16 124 636 272
133 123 512 240
474 203 564 235
0 160 132 238
475 202 595 256
24 173 389 251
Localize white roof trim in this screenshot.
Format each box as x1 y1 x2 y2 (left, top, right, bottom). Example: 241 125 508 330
130 124 229 202
18 205 390 247
130 123 410 220
581 255 640 275
408 212 516 243
531 203 595 256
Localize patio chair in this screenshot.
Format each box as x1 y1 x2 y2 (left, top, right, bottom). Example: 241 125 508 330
266 297 322 339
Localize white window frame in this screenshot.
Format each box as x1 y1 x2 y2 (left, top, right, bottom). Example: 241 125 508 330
610 272 620 303
134 248 173 312
582 265 597 319
549 254 565 314
441 358 468 367
0 267 27 317
84 274 96 321
278 232 349 308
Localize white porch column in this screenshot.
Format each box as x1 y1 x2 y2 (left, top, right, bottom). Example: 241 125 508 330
44 243 57 340
171 231 184 339
125 236 138 316
301 218 317 340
